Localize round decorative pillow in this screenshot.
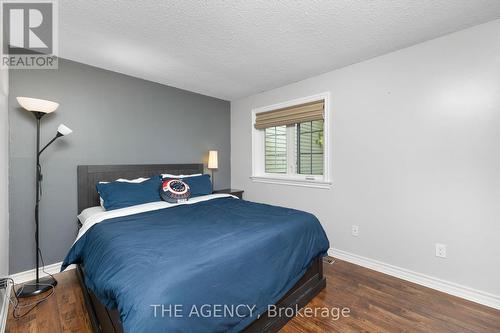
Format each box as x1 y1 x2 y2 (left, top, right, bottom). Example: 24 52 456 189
160 179 191 203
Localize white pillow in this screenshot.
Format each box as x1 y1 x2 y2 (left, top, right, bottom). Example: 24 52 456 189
99 177 150 184
78 206 105 225
98 177 151 207
161 173 202 178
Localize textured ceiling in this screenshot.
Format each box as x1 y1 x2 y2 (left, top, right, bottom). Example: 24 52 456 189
60 1 500 100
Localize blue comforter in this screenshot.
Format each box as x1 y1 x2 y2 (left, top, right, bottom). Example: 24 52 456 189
62 197 329 332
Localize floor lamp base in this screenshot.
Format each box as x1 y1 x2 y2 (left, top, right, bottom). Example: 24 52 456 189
16 275 57 298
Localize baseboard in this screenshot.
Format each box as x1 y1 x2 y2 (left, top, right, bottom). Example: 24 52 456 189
329 248 500 310
9 262 75 284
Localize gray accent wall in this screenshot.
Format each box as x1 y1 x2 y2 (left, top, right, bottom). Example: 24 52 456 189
0 67 8 277
9 59 230 273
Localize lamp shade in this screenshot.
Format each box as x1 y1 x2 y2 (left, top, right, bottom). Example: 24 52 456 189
208 150 218 169
57 124 73 136
17 97 59 113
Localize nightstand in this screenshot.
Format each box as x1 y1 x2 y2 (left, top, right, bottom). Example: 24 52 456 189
213 188 244 199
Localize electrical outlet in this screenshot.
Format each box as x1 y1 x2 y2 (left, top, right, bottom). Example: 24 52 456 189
435 243 447 258
351 225 359 237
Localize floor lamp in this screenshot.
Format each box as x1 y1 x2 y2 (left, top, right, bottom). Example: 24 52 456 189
208 150 218 192
16 97 73 298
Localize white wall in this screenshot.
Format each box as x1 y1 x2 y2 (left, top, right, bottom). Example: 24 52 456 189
231 19 500 296
0 67 8 276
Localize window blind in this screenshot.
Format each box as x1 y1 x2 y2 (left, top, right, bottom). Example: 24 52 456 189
254 100 324 129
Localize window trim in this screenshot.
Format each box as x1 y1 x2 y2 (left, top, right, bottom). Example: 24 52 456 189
251 92 332 189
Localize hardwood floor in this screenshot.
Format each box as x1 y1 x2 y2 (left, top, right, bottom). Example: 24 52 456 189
6 258 500 332
281 259 500 333
6 271 92 333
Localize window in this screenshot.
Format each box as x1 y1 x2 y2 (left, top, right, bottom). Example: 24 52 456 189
263 121 324 175
252 93 331 189
265 125 287 173
297 120 324 175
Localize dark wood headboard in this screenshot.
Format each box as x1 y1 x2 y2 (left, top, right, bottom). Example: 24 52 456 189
77 164 204 213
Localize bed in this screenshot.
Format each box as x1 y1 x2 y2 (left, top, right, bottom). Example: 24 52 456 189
64 164 329 333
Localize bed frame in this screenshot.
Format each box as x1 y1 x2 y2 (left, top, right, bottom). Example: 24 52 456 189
76 164 326 333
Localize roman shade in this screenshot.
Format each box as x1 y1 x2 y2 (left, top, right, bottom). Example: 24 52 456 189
254 100 324 129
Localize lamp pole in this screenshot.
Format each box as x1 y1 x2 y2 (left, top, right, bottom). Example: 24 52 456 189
211 169 215 192
35 112 42 285
17 112 59 298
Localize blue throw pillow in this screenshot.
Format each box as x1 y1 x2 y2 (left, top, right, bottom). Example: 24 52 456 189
163 174 212 197
96 176 162 211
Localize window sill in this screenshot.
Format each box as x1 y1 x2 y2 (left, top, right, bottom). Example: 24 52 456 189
250 175 332 189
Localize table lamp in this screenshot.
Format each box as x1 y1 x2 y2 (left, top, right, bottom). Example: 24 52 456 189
208 150 218 192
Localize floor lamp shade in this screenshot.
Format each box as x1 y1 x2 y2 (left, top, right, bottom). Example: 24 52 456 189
16 97 59 113
57 124 73 136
